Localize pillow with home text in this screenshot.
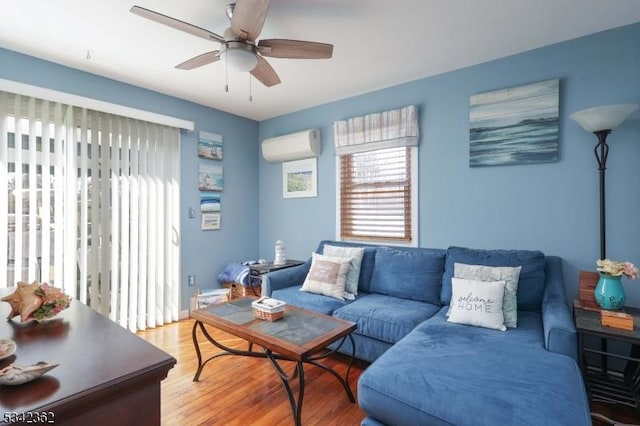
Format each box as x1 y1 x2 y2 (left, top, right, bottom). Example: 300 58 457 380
453 263 521 328
447 277 507 331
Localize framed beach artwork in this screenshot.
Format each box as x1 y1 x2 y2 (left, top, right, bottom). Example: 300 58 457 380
200 193 221 213
201 212 221 230
282 158 318 198
200 188 221 230
198 164 224 191
469 79 559 167
198 131 223 160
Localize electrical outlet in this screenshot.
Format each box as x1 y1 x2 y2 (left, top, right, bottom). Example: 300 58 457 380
187 274 196 287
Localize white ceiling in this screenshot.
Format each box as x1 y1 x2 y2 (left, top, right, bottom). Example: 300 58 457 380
1 0 639 121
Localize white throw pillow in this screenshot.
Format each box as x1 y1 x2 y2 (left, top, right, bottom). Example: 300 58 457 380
300 252 352 300
453 263 522 328
447 277 507 331
322 245 365 300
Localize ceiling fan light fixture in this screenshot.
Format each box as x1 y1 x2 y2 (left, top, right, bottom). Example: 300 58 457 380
220 41 258 72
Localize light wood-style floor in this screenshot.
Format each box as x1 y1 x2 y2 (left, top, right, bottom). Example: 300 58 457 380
138 319 369 426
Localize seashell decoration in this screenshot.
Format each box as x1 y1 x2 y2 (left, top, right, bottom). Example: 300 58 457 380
0 361 59 386
1 282 43 322
1 281 71 322
0 339 17 360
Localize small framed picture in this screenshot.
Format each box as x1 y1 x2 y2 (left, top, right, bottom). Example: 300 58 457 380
282 158 318 198
198 164 223 191
198 131 223 160
201 212 221 230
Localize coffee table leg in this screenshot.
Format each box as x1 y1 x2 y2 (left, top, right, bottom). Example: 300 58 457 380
304 334 356 403
345 333 356 398
266 350 305 426
192 320 205 382
192 321 264 382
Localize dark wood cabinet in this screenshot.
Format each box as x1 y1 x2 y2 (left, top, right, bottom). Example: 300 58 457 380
0 297 175 425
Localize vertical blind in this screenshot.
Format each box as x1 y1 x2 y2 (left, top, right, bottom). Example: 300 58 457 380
334 105 418 242
0 90 180 331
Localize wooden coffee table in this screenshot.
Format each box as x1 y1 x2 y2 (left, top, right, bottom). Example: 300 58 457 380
190 297 357 426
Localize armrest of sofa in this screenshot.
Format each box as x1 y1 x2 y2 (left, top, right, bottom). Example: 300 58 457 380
542 256 577 361
262 260 311 296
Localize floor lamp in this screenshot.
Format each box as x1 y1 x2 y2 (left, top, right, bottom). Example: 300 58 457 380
570 104 638 260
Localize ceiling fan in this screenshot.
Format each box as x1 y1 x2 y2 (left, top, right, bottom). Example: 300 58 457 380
130 0 334 88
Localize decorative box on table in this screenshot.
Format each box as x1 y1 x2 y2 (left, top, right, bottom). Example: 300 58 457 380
601 309 634 331
252 297 286 321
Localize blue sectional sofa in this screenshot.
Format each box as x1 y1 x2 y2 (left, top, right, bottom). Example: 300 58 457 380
264 240 591 426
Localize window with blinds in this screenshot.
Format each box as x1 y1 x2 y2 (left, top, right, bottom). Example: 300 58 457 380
340 146 412 242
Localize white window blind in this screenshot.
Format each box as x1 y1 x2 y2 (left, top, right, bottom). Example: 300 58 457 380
334 105 418 244
0 90 180 331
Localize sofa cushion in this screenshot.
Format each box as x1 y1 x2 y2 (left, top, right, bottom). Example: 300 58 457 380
322 244 365 299
453 263 522 327
316 240 378 294
447 277 507 331
442 247 546 312
301 252 351 300
369 247 445 304
272 285 349 315
358 308 591 426
332 293 440 344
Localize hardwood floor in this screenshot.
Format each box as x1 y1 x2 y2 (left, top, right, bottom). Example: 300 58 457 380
591 401 640 426
139 320 640 426
137 319 369 426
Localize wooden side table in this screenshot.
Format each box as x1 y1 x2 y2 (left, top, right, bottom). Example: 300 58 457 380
225 259 305 298
573 301 640 409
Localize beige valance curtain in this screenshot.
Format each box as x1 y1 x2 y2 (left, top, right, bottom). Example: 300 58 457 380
333 105 419 155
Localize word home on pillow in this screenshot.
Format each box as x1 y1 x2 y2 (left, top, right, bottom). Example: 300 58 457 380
447 277 507 331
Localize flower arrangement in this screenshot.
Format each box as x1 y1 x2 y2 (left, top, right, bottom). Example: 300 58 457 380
31 283 72 321
596 259 640 279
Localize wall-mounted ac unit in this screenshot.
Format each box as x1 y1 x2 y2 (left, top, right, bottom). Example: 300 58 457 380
261 129 321 162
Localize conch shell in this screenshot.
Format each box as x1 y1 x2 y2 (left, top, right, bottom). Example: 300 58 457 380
1 281 43 322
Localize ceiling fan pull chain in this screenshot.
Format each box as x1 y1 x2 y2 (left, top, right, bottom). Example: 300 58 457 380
225 45 229 93
249 75 253 102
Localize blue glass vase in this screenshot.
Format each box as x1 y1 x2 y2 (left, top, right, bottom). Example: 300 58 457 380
594 273 625 310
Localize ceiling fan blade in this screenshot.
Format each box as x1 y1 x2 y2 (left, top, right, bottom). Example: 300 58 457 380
230 0 270 41
258 39 333 59
130 5 224 43
250 56 281 87
175 51 220 70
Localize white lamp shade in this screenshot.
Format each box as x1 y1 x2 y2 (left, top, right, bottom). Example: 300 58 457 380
220 48 258 72
570 104 638 132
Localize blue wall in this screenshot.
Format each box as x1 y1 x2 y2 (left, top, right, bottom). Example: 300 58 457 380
1 22 638 311
258 23 640 306
0 47 260 310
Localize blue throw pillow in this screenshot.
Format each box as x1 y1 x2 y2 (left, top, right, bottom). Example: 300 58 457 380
441 246 546 312
369 247 445 304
